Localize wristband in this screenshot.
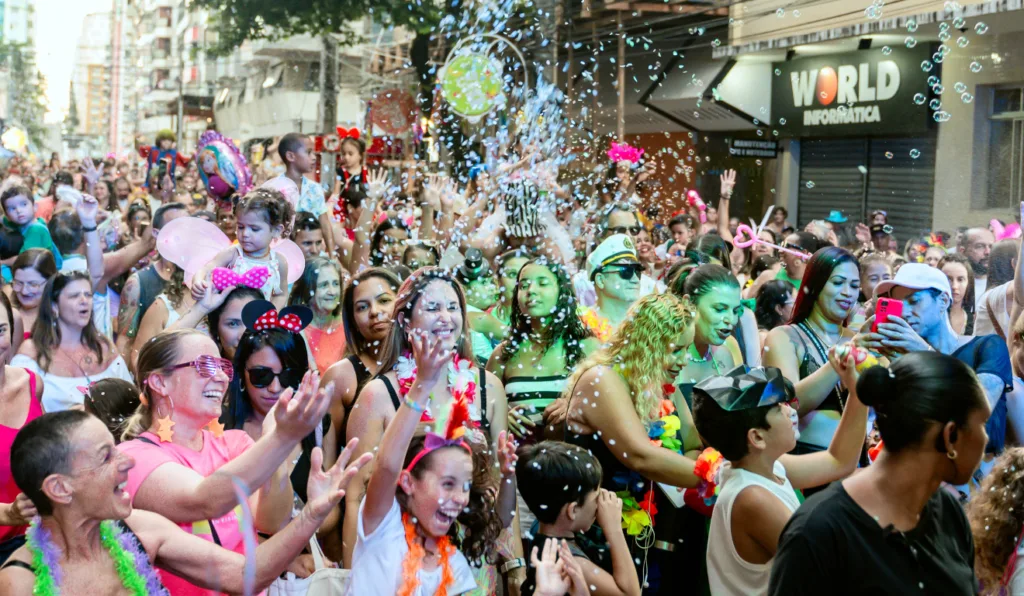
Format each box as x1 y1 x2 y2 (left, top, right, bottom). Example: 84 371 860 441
499 558 526 574
403 397 426 413
82 224 98 232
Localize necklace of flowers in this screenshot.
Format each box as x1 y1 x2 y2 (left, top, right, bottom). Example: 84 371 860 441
26 516 168 596
578 306 612 342
399 512 455 596
396 352 477 424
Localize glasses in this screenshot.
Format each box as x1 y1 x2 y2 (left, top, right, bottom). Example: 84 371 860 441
600 264 643 280
167 355 233 379
247 367 303 389
780 242 809 254
12 279 45 292
608 226 642 236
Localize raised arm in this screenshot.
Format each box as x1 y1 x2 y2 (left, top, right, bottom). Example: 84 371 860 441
133 373 332 524
716 169 737 243
74 194 105 289
780 347 868 490
340 379 390 566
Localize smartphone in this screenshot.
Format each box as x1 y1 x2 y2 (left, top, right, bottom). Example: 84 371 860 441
872 297 904 333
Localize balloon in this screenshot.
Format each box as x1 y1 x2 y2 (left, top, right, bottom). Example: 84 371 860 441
439 54 505 119
196 130 253 203
734 224 810 260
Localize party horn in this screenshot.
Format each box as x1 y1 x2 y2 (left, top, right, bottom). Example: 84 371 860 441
733 224 810 260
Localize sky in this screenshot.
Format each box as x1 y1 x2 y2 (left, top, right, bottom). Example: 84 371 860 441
35 0 112 122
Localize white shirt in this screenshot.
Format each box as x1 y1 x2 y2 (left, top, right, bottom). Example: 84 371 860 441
707 460 801 596
975 281 1011 338
59 255 113 339
10 354 134 412
975 276 989 301
348 498 477 596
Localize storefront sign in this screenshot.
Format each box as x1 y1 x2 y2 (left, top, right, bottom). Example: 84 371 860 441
771 47 934 137
729 139 778 158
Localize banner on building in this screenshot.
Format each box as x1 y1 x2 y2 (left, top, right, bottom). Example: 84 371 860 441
771 47 935 137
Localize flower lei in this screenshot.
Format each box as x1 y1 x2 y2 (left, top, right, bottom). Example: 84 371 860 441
26 516 168 596
578 306 612 342
399 512 455 596
616 386 684 537
396 352 478 426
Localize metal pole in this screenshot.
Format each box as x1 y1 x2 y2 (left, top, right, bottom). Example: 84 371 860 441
177 40 185 147
616 12 625 140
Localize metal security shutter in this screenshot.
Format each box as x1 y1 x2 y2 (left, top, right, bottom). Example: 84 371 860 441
866 136 937 243
798 138 870 229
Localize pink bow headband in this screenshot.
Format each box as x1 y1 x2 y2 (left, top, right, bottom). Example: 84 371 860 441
405 433 471 472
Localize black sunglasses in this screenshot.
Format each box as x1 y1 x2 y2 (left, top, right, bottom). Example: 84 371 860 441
608 226 642 236
600 264 643 280
247 367 303 389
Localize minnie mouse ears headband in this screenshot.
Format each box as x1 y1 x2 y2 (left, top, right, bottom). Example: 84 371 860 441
241 300 313 334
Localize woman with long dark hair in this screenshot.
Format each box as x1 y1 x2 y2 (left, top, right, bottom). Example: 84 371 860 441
770 352 988 594
8 248 57 345
763 247 860 455
11 271 132 411
939 252 976 335
369 217 410 267
755 279 796 349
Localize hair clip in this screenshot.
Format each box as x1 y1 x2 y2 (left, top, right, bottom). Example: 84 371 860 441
241 300 313 333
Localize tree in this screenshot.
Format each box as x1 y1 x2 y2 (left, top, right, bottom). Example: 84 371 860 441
65 82 81 134
1 44 49 150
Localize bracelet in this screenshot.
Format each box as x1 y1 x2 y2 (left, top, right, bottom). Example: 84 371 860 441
403 397 426 413
499 557 526 574
82 224 98 232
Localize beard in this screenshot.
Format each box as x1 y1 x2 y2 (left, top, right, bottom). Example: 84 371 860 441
971 259 989 277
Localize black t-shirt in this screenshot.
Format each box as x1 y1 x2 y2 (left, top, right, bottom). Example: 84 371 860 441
768 482 975 595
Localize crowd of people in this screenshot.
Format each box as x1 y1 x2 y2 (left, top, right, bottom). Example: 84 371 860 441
0 129 1021 596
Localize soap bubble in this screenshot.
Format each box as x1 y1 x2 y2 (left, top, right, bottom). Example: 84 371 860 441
806 181 816 189
774 68 781 76
961 92 974 103
934 84 945 95
975 22 989 34
779 117 787 125
938 30 951 42
882 46 892 55
905 37 917 48
913 93 927 105
953 17 966 28
970 61 983 73
957 36 969 48
885 152 894 159
793 9 800 17
921 60 933 72
907 19 919 32
776 7 784 17
910 149 921 159
954 81 967 93
927 75 940 87
933 52 945 64
933 111 952 123
929 98 942 111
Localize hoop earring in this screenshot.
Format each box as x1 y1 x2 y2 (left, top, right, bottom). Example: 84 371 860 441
947 450 958 460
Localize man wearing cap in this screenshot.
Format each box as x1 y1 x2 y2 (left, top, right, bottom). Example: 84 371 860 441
867 263 1012 464
573 225 663 309
577 234 645 340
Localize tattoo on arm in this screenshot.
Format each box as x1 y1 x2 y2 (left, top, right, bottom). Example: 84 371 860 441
119 276 140 331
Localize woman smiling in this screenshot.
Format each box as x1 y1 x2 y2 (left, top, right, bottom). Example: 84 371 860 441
289 257 346 374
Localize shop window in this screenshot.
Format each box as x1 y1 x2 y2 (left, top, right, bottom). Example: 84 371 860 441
987 86 1024 209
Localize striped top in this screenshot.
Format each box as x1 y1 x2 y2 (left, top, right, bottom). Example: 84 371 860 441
505 373 569 444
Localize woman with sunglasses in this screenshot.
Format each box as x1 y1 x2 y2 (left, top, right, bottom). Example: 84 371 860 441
119 328 337 595
763 247 861 462
222 300 341 565
11 271 133 412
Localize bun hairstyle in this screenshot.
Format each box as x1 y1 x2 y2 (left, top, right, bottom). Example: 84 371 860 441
856 352 987 453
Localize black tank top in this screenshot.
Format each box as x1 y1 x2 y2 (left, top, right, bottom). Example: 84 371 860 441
130 264 168 338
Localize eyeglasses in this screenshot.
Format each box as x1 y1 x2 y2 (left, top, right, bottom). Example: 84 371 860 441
600 264 643 280
608 226 642 236
12 279 45 292
247 367 303 389
167 355 233 379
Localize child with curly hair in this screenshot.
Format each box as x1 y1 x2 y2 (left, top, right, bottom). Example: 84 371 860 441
969 447 1024 595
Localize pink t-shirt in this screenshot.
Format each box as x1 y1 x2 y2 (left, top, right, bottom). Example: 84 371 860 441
120 429 258 596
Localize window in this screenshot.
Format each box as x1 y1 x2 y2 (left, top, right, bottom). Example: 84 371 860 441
987 86 1024 209
304 62 320 92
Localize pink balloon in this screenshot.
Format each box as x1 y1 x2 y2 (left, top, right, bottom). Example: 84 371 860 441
734 224 810 260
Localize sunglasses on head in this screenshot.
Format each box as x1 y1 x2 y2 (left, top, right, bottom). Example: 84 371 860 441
247 367 303 389
780 242 809 254
600 263 643 280
168 355 233 379
608 226 642 236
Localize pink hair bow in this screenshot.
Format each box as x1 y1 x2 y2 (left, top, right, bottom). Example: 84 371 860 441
991 219 1022 241
211 266 271 291
607 142 644 164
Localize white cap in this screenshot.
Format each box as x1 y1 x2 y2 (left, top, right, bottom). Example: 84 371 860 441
587 234 640 279
873 263 952 300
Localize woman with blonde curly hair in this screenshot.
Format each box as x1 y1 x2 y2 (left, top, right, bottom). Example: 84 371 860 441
969 447 1024 594
563 292 702 593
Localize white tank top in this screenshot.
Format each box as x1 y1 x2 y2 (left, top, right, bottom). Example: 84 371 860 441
707 460 801 596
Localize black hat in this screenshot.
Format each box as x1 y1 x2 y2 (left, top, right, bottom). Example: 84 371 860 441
457 248 491 283
694 366 794 411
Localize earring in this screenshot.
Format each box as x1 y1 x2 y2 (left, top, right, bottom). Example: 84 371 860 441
947 450 958 460
155 404 175 442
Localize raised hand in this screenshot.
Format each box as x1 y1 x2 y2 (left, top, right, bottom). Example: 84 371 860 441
720 168 737 199
82 157 101 188
409 329 449 389
75 193 100 228
197 283 234 313
531 538 571 596
422 173 442 211
594 488 623 532
265 370 334 442
365 168 389 203
305 439 374 521
495 430 518 478
190 274 210 302
636 158 658 183
855 222 871 245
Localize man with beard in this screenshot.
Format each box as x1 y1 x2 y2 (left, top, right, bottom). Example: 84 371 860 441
959 227 995 296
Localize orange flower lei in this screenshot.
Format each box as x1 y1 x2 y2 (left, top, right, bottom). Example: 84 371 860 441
578 306 612 342
399 512 456 596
